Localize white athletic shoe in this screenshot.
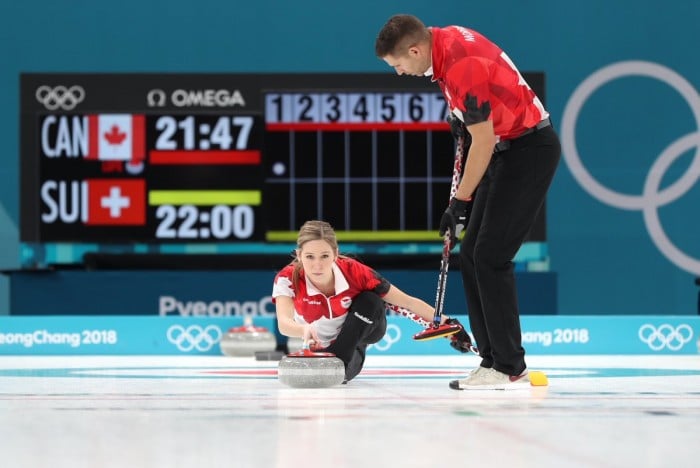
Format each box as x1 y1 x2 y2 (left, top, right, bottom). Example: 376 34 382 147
449 367 530 390
448 366 489 390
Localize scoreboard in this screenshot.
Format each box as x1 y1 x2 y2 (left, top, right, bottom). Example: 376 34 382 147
20 73 546 255
35 113 262 242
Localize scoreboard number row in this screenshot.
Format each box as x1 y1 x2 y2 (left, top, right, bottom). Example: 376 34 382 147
265 92 448 124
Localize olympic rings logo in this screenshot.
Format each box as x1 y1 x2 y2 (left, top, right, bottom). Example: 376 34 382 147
638 323 694 351
368 324 401 352
35 85 85 110
166 325 222 352
562 61 700 275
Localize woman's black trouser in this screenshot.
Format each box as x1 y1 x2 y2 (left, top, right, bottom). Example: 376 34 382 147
323 291 387 381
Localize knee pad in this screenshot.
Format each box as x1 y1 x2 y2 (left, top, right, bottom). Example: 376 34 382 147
363 317 387 344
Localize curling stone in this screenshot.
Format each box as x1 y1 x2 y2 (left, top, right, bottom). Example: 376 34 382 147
219 316 277 357
278 344 345 388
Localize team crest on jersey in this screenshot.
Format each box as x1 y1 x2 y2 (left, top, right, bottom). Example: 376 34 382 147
340 296 353 309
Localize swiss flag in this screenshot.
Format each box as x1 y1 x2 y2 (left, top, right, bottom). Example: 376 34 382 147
86 114 145 161
84 179 146 225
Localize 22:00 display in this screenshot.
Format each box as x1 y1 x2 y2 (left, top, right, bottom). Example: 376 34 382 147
154 205 255 240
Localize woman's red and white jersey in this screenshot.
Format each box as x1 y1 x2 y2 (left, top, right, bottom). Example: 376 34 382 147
429 26 548 141
272 257 390 346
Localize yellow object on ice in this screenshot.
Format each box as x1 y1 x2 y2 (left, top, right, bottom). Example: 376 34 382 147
529 370 549 386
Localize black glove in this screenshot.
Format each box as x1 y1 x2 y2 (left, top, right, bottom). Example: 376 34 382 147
439 197 473 249
446 114 472 146
444 317 475 353
446 114 466 140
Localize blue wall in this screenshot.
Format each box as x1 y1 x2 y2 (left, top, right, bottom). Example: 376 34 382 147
7 270 556 316
1 0 699 315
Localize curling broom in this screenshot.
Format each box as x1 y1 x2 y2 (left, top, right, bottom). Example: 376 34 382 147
414 135 467 341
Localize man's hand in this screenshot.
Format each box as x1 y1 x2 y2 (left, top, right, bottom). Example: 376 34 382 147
446 114 472 145
446 114 466 139
439 197 473 249
444 318 476 353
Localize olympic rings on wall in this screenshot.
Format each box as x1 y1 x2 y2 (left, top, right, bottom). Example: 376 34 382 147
638 323 693 351
368 324 402 352
166 324 222 352
562 61 700 275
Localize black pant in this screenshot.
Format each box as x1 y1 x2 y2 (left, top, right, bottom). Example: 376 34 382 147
458 125 560 376
323 291 387 381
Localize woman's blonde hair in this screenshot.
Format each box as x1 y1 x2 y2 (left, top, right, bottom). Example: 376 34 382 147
291 220 340 290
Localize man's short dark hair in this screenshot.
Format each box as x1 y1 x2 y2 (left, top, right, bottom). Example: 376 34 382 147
375 14 429 57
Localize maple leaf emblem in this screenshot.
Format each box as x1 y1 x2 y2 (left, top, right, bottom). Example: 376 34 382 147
104 125 127 145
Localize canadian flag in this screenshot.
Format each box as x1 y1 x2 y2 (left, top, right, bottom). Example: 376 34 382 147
86 114 145 161
83 178 146 225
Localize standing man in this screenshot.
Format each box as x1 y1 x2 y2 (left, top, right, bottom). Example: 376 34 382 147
375 15 561 389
